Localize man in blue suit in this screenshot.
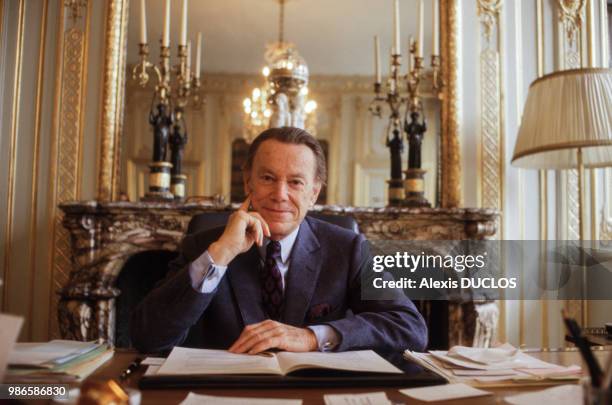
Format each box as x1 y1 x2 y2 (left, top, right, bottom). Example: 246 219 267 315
131 127 427 354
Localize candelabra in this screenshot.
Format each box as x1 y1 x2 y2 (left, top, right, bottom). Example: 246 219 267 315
369 37 443 207
132 40 202 201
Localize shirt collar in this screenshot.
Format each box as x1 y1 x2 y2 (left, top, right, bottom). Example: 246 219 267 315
259 225 300 264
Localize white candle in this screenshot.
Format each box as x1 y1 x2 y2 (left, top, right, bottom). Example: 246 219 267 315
162 0 170 47
139 0 147 44
374 36 381 83
417 0 424 57
180 0 188 46
433 0 439 55
408 36 414 72
186 41 192 75
393 0 400 55
195 32 202 79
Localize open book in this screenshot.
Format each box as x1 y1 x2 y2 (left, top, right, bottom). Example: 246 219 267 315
155 347 402 376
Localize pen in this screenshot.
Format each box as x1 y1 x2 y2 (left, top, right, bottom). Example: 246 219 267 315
561 309 603 387
120 357 143 380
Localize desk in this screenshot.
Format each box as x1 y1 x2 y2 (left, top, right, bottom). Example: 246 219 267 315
80 348 610 405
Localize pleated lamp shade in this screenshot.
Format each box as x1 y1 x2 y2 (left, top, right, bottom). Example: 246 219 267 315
512 68 612 169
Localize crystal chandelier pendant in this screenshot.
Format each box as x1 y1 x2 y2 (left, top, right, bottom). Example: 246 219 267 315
242 0 318 142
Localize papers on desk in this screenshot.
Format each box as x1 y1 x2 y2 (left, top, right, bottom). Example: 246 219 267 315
9 340 101 368
504 384 582 405
180 392 302 405
399 383 491 402
155 347 402 376
6 340 113 383
323 392 392 405
0 314 24 381
404 343 582 387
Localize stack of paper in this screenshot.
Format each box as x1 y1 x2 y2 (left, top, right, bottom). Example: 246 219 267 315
404 343 581 387
6 340 113 383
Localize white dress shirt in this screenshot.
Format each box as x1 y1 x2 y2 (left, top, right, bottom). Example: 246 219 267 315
188 225 340 351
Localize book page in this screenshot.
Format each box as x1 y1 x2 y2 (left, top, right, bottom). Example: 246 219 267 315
156 347 282 375
276 350 402 375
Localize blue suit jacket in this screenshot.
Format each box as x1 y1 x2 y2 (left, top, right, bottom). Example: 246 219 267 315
130 217 428 353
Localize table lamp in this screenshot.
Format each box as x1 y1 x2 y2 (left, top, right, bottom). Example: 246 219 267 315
512 68 612 326
512 68 612 241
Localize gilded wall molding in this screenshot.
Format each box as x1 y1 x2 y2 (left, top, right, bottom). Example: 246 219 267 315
556 0 586 326
477 0 503 237
64 0 87 24
2 0 25 310
477 0 503 41
559 0 586 47
97 0 129 201
440 0 462 208
48 0 89 338
27 0 49 339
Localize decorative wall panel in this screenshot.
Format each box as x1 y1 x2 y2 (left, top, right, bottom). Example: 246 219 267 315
478 0 504 239
48 1 89 338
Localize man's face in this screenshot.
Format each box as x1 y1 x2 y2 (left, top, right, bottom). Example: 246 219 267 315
244 139 321 240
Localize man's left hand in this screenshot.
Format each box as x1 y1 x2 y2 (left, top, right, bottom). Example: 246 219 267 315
228 320 318 354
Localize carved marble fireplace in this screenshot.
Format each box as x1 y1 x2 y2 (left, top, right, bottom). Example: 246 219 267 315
58 201 498 348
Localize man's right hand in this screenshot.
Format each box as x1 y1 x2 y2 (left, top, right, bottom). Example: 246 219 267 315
207 196 271 266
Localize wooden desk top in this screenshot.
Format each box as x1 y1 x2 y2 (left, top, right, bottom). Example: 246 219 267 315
79 348 609 405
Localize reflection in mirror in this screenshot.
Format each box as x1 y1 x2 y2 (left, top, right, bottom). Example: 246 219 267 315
121 0 444 207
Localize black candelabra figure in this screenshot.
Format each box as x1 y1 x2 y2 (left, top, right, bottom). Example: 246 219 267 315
170 119 187 176
405 111 427 169
149 102 173 162
387 124 404 181
142 100 174 201
403 109 431 207
169 109 189 200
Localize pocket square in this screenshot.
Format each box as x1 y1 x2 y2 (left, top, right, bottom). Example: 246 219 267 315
307 303 332 321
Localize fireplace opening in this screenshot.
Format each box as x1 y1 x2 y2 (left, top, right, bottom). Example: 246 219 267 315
115 249 179 348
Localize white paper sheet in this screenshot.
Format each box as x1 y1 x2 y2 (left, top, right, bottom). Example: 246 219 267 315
0 314 23 381
179 392 301 405
447 343 519 364
144 365 160 376
504 384 582 405
399 383 492 402
429 348 570 370
323 392 392 405
141 357 165 366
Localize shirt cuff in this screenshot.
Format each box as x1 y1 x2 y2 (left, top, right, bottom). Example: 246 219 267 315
188 250 228 293
307 325 340 352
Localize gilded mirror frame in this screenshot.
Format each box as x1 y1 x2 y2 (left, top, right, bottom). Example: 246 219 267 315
97 0 462 207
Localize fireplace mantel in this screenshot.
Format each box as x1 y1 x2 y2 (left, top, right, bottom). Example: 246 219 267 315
58 201 499 347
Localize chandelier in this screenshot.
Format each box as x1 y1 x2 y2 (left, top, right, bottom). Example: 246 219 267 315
242 0 317 142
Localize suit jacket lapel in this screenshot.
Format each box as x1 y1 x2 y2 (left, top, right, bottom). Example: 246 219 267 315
228 246 267 326
282 219 322 326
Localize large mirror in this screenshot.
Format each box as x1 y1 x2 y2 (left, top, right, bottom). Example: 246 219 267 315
111 0 461 207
